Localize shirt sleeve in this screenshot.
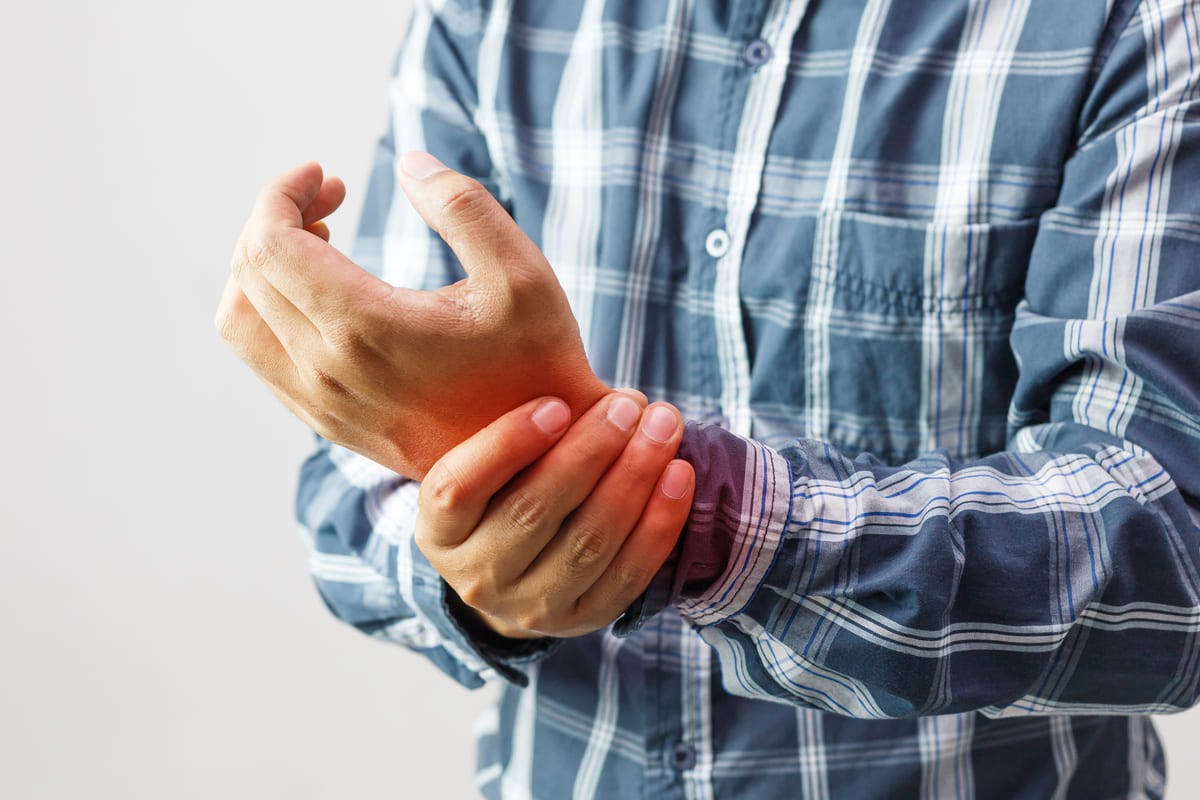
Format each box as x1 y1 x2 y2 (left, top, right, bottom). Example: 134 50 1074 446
293 0 559 690
617 0 1200 719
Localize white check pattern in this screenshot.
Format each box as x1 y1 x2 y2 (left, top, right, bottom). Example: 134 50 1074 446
296 0 1200 797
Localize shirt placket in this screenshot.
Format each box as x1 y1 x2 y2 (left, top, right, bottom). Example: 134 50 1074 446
696 0 811 439
650 3 810 800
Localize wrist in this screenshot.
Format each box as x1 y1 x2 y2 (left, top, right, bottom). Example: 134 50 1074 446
669 421 749 598
612 421 751 637
473 607 543 640
436 578 563 685
445 585 544 641
673 429 791 627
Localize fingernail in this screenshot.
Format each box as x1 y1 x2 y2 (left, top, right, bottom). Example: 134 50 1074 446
531 399 569 436
607 396 640 432
662 462 691 499
401 150 448 180
642 406 678 443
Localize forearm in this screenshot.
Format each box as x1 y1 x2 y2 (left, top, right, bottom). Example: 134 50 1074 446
615 285 1200 715
617 414 1200 718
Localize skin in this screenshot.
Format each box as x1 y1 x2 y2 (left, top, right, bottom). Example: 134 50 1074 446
216 153 608 480
216 157 695 638
417 395 695 638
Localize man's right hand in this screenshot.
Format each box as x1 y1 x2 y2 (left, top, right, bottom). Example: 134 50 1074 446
218 155 609 481
414 393 695 639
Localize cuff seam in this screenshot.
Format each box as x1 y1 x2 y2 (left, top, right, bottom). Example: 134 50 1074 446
678 442 791 627
439 579 562 681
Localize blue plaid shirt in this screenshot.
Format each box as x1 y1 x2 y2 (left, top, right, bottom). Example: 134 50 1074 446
296 0 1200 796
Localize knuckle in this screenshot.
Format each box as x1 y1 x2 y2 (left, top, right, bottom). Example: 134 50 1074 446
438 178 492 224
564 520 609 572
459 557 503 599
419 462 471 517
613 560 652 593
235 230 279 278
456 579 485 610
514 603 551 634
504 489 550 536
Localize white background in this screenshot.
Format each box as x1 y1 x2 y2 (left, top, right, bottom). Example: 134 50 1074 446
0 1 1195 797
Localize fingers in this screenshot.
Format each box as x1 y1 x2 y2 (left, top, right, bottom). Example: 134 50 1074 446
248 162 343 232
251 161 326 230
418 397 697 640
232 243 325 363
395 150 551 288
214 276 307 410
416 397 573 549
301 175 346 229
467 393 646 579
235 162 397 329
573 459 695 624
519 403 684 605
614 387 649 406
305 220 330 241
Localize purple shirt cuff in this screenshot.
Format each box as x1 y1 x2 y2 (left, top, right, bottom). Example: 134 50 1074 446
613 421 791 635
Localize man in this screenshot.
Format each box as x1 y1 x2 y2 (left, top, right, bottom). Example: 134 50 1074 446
217 0 1200 797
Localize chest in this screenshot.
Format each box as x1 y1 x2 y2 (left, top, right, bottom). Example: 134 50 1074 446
478 0 1113 455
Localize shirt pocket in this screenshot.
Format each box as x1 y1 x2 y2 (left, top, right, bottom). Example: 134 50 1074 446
808 209 1039 460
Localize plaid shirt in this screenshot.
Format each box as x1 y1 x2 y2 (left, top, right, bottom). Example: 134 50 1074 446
296 0 1200 797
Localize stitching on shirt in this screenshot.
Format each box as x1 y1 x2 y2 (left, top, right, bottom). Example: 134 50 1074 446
812 268 1025 315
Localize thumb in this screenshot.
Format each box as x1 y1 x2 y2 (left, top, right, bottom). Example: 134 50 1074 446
395 150 549 286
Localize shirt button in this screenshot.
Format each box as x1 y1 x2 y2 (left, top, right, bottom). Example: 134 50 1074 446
743 38 773 67
667 741 697 771
705 228 731 258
